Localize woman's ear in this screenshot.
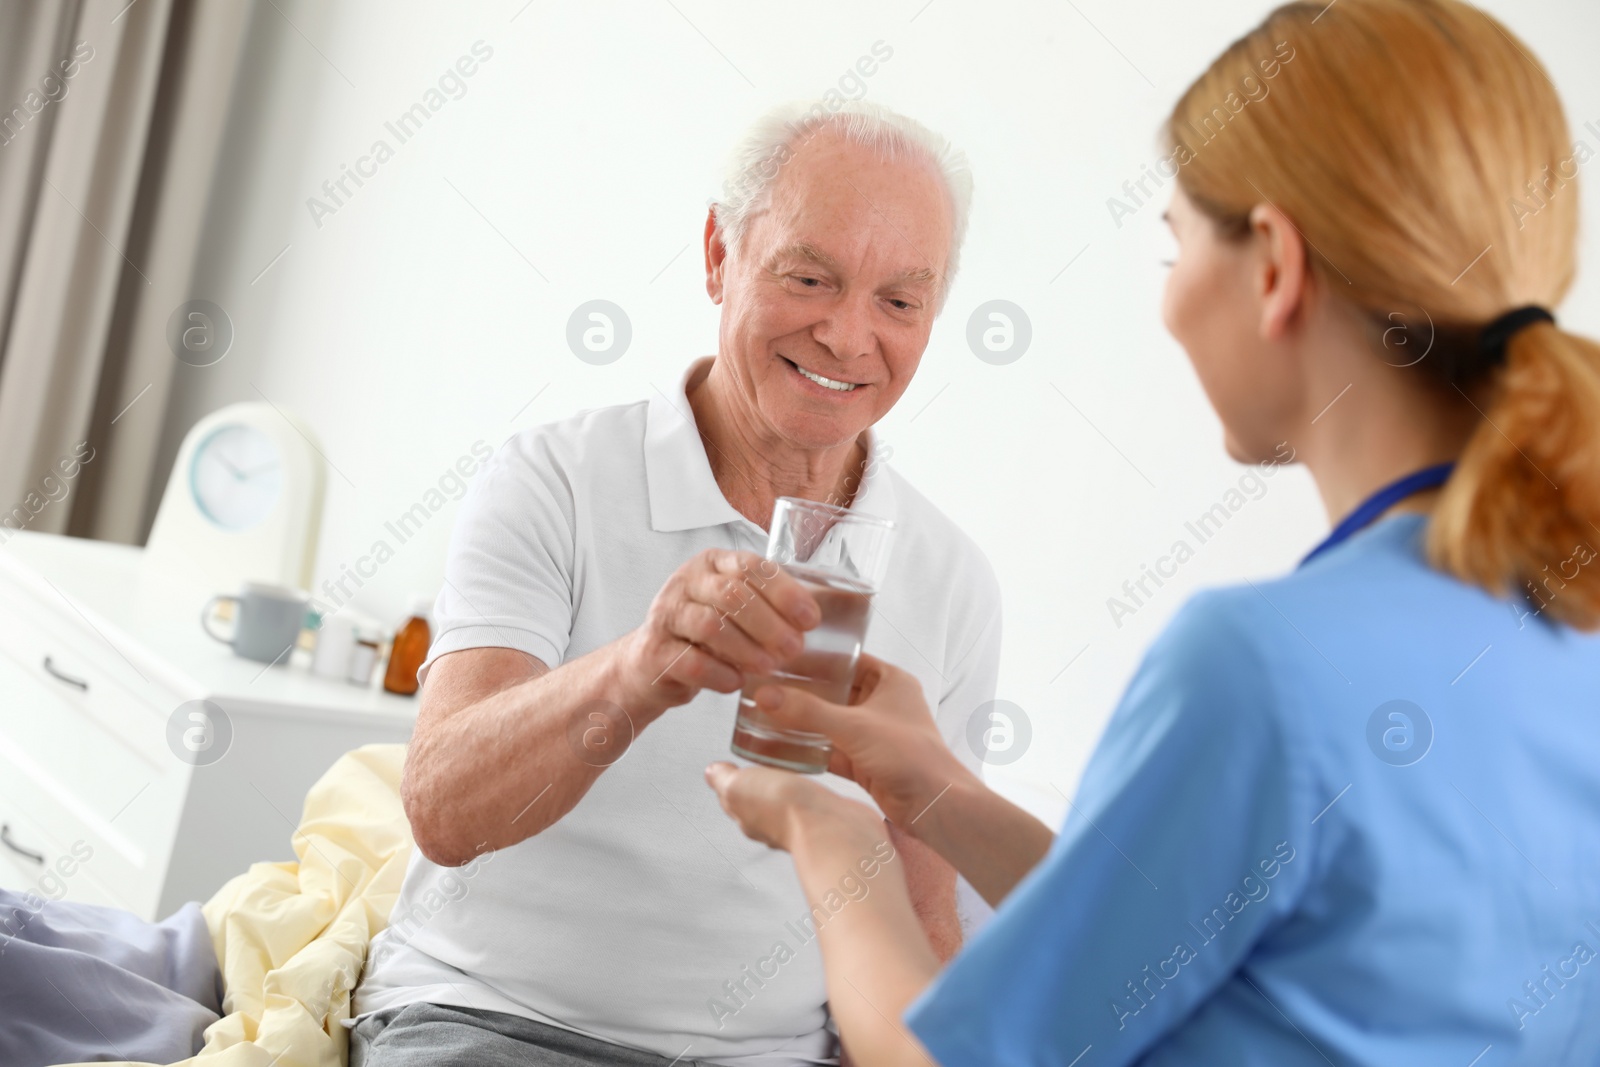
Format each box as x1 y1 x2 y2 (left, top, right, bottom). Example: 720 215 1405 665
1249 201 1311 341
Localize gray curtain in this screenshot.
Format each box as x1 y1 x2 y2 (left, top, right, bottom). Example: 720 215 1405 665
0 0 254 544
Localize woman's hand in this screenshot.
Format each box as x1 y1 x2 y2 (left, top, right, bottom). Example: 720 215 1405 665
749 654 977 832
728 658 1057 911
706 760 945 1067
704 761 884 854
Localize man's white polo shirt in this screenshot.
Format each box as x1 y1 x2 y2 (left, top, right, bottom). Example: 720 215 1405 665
352 356 1002 1066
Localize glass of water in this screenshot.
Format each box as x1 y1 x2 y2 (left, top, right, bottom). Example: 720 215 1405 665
729 497 896 773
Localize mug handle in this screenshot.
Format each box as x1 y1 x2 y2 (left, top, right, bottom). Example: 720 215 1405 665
201 595 237 645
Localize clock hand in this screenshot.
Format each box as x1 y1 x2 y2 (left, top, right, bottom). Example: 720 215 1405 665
212 451 246 479
237 461 281 479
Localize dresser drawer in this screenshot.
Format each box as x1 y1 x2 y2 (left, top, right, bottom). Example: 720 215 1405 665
0 809 46 895
0 646 184 916
0 798 126 913
0 590 173 768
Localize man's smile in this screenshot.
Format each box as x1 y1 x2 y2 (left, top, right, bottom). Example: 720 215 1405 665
779 354 864 395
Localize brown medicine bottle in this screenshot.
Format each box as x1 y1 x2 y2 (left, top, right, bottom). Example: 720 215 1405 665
382 595 434 696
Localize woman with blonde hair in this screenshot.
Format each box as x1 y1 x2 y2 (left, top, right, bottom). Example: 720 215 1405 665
706 0 1600 1062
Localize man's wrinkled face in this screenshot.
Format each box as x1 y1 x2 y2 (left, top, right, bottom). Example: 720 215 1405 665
707 131 953 451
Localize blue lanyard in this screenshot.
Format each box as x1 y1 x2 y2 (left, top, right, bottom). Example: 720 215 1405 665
1299 462 1456 568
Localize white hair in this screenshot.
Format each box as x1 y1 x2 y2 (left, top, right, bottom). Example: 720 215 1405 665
712 99 974 312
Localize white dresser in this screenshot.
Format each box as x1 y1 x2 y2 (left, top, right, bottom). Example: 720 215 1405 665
0 531 416 921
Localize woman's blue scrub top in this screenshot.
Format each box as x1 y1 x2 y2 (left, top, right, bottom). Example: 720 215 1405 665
906 513 1600 1065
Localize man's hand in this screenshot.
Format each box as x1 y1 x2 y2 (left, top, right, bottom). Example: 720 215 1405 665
405 550 822 864
612 548 821 717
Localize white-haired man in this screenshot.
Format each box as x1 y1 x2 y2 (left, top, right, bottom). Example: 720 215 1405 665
348 100 1001 1067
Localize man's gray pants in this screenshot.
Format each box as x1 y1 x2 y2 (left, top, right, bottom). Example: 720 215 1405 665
349 1002 722 1067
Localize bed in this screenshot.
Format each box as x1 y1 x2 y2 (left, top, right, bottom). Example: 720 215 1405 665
53 743 413 1067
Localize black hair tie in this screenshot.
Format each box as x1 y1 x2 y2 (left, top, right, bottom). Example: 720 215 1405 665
1479 305 1555 365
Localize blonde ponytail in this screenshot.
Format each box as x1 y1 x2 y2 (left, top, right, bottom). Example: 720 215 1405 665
1430 324 1600 628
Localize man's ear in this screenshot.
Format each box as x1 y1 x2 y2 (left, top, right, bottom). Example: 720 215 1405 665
1249 201 1311 341
704 206 726 305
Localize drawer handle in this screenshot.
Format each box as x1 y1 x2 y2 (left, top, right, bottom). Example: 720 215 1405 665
42 655 88 691
0 823 45 865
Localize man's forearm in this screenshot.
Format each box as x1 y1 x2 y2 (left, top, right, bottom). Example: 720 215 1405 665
403 642 664 865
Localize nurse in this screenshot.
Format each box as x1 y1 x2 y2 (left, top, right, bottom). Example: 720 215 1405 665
705 0 1600 1063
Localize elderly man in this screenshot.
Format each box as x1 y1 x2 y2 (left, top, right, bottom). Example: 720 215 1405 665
349 99 1001 1067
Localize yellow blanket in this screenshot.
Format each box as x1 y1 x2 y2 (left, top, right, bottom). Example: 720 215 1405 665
61 743 413 1067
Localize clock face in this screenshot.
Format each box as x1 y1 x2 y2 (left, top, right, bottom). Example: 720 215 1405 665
190 424 283 530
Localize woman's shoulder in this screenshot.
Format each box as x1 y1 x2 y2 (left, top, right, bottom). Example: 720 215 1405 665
1145 584 1278 674
1124 579 1329 761
1155 513 1449 668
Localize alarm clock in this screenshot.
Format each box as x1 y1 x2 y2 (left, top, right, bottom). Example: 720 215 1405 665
146 401 325 594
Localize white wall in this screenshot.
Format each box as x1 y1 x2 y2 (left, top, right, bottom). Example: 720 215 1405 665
163 0 1600 818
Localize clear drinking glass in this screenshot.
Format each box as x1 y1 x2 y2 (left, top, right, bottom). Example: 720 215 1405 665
729 497 896 773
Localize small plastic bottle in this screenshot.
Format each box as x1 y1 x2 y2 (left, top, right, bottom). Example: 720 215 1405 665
349 630 381 686
382 595 434 696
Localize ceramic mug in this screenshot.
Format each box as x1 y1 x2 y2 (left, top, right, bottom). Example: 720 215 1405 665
201 582 309 664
